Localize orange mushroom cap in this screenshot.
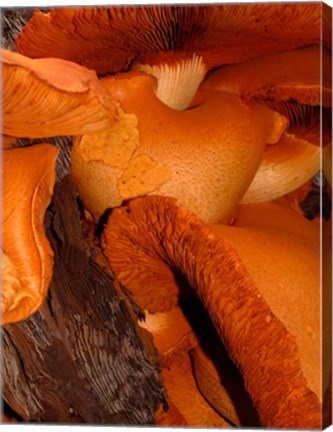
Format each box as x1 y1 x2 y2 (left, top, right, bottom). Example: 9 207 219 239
2 144 58 324
210 202 324 401
16 4 324 109
157 352 232 428
16 4 324 74
201 45 330 203
102 196 321 428
139 306 198 368
71 72 287 224
202 45 331 107
2 49 117 138
192 336 260 427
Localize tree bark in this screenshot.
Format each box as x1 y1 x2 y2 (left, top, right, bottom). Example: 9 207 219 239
2 175 165 423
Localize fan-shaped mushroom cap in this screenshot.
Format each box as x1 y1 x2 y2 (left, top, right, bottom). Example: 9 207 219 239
2 144 58 324
102 196 321 428
2 49 117 138
16 4 323 110
16 4 324 73
71 72 287 224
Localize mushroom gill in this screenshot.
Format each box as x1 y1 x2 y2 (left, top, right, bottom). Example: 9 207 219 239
201 45 331 203
16 3 324 110
2 144 58 324
102 196 321 428
71 72 287 224
2 49 117 138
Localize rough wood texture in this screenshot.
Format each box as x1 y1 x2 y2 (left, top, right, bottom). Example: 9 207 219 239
1 8 35 52
1 175 165 423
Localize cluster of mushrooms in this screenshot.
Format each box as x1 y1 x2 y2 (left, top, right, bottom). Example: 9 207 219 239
1 3 332 429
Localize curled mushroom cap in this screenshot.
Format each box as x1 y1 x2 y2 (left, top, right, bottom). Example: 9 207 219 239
201 45 329 203
2 144 58 324
102 196 321 428
71 72 287 224
16 4 323 109
2 49 117 138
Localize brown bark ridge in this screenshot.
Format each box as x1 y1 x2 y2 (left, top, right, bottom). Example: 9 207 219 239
1 175 165 424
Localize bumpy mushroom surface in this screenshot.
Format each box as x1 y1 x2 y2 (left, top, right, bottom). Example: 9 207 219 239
201 45 331 203
16 4 324 109
2 49 117 138
71 72 287 224
102 196 321 428
2 144 58 324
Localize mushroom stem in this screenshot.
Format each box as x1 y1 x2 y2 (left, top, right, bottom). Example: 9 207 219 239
102 196 321 428
134 52 207 110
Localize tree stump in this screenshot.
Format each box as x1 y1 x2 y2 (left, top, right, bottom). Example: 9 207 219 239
1 174 165 423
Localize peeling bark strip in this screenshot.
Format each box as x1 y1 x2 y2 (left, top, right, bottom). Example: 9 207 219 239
2 176 164 424
103 196 322 428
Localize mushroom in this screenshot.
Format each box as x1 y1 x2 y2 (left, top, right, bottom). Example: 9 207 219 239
139 306 198 369
201 45 331 203
16 4 325 110
71 71 287 224
157 349 232 427
102 196 322 428
140 305 230 427
2 48 117 138
2 144 58 324
192 333 260 427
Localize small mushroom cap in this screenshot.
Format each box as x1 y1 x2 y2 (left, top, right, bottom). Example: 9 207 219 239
159 353 232 427
242 133 320 204
139 306 198 368
2 49 117 138
102 196 321 428
202 45 331 107
16 4 324 75
71 72 287 224
192 341 259 427
2 144 58 324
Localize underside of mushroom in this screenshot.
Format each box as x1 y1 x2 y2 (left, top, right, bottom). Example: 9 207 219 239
2 49 118 138
102 195 323 428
